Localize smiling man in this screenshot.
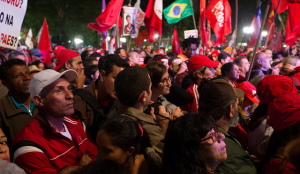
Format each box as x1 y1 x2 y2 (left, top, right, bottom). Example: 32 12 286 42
0 59 37 147
12 69 97 174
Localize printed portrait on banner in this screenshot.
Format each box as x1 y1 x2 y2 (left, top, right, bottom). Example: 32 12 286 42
123 7 137 37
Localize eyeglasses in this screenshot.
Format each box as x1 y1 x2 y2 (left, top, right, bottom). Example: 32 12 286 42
201 126 219 143
160 76 172 85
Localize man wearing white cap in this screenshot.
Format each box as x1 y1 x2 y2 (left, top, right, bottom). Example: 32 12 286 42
12 69 97 174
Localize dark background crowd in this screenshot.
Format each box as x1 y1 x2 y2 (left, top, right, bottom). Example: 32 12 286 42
0 38 300 174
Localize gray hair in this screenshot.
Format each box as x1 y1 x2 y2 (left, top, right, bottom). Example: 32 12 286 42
8 51 25 60
283 56 299 66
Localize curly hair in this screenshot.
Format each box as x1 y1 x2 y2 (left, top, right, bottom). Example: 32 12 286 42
182 36 200 50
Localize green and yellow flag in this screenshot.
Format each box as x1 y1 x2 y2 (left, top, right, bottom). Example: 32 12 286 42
163 0 194 24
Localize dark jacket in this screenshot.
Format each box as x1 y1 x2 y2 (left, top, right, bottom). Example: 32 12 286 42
73 81 117 130
249 66 271 81
217 127 257 174
0 94 37 147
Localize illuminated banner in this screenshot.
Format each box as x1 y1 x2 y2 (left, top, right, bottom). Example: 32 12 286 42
0 0 28 50
184 29 198 39
123 7 137 37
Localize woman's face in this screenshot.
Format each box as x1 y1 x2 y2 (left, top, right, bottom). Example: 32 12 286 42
38 63 45 71
154 71 171 96
96 131 129 164
0 128 9 162
201 128 227 167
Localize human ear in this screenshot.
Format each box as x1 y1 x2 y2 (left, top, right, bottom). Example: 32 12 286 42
99 70 106 82
227 104 234 119
139 91 147 102
126 147 136 157
197 71 203 79
33 95 44 107
1 80 8 88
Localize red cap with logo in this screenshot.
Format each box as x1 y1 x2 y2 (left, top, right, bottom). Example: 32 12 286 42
187 55 219 72
237 81 259 104
211 50 220 57
267 93 300 131
257 75 297 104
53 49 80 71
51 46 66 53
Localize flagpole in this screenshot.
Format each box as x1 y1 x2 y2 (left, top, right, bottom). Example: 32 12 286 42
264 0 282 48
277 14 286 33
233 0 238 50
190 0 197 30
246 0 271 81
116 16 120 48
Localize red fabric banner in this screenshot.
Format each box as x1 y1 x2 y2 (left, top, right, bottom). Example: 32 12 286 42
144 0 162 43
87 0 124 33
172 26 180 54
269 29 282 52
199 0 209 49
37 18 52 65
206 0 232 46
284 13 300 46
271 0 288 14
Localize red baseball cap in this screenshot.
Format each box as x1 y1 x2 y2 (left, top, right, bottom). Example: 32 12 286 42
51 45 66 53
293 66 300 74
257 75 297 104
53 49 80 71
267 93 300 131
211 50 220 57
237 81 259 104
187 55 220 72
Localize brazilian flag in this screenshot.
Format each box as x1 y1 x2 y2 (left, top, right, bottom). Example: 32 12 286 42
163 0 194 24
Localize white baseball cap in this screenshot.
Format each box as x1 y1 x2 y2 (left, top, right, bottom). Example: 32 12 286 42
29 69 77 99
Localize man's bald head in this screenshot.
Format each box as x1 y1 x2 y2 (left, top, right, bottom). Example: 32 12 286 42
254 52 271 71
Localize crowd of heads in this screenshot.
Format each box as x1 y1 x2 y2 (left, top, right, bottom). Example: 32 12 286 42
1 38 300 174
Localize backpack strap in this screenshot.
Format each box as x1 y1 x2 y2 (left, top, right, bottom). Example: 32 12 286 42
73 89 106 140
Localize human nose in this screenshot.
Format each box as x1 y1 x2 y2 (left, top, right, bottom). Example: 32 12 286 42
0 144 7 154
217 132 225 142
65 89 73 100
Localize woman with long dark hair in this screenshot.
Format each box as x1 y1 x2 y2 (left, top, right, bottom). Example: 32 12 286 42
163 113 227 174
96 116 162 174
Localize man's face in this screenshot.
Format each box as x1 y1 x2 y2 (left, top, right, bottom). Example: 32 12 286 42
103 65 125 99
130 52 143 66
140 51 146 58
69 56 84 72
185 44 197 58
221 56 231 64
3 65 31 95
144 78 152 108
119 49 126 58
265 49 272 59
40 78 74 118
145 46 151 54
31 55 41 62
126 16 131 24
229 98 239 127
227 64 240 81
258 53 271 70
240 58 250 74
15 55 27 62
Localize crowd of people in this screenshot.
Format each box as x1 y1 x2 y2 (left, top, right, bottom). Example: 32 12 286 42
0 37 300 174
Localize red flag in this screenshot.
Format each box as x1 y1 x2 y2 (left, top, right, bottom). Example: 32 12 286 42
284 13 300 46
37 18 52 65
271 0 288 14
134 30 149 47
266 6 275 44
172 26 180 54
206 0 232 46
199 0 209 49
288 1 300 33
102 38 106 50
269 29 282 51
87 0 124 33
144 0 162 43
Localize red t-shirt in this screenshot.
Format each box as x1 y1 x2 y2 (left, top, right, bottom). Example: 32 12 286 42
263 158 296 174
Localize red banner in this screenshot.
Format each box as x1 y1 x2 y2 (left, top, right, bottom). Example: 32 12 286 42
266 6 275 44
172 26 180 54
144 0 162 43
206 0 232 46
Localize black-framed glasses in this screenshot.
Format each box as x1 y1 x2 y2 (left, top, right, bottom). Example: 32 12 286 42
201 126 219 142
161 76 172 85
